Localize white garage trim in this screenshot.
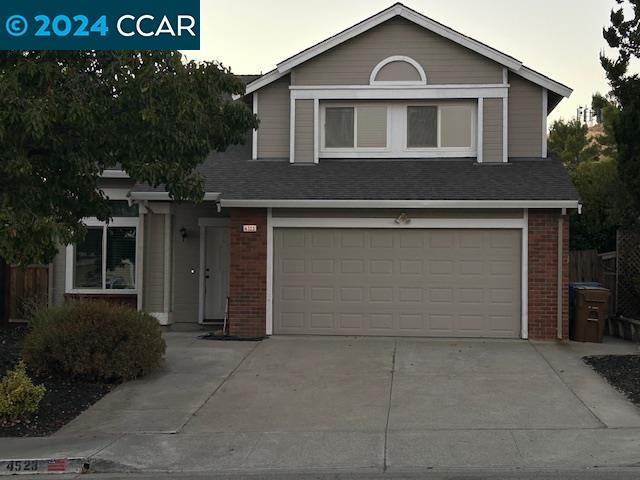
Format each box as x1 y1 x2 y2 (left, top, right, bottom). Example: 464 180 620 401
221 199 580 209
266 215 529 338
521 209 529 339
271 217 526 230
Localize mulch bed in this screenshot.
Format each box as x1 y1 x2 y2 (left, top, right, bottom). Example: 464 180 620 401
0 325 114 437
584 355 640 406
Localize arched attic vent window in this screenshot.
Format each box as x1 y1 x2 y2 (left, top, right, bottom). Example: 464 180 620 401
369 56 427 85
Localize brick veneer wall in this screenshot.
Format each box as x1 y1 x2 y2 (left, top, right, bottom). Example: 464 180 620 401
228 208 268 337
528 210 569 340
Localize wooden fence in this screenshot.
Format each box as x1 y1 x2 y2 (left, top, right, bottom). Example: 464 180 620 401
2 264 49 323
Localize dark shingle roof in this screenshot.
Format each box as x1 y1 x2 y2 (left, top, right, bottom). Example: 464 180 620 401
132 142 579 201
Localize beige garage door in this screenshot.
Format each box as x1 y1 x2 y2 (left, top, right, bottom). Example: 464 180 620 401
273 228 521 338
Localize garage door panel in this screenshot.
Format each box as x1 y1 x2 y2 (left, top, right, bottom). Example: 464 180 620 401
274 228 521 338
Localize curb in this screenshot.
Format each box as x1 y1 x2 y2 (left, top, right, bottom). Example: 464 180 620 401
1 458 88 475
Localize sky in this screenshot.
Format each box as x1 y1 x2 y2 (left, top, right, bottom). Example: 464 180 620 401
182 0 630 124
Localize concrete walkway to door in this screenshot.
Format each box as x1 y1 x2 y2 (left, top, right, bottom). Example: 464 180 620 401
2 334 640 475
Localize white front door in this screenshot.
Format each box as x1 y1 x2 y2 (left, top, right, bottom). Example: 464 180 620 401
204 226 230 321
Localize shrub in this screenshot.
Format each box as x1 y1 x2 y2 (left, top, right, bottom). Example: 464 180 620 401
0 362 46 425
23 302 166 383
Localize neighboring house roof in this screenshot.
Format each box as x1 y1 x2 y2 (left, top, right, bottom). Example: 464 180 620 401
131 143 579 205
244 3 572 98
237 74 261 85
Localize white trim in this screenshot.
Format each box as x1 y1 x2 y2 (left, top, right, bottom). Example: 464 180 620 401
289 95 295 163
516 66 572 98
319 101 476 159
369 55 427 85
137 210 145 310
291 83 507 91
198 223 205 324
266 208 274 335
197 218 231 325
268 211 530 339
291 85 507 100
275 4 522 74
542 88 548 158
252 92 258 160
163 211 172 322
220 199 581 209
502 67 508 85
313 98 319 164
503 96 509 163
557 214 564 340
101 188 131 201
101 170 129 179
245 69 288 95
150 312 170 325
521 208 529 339
321 150 475 159
477 97 484 163
129 192 221 201
271 216 526 229
65 217 140 297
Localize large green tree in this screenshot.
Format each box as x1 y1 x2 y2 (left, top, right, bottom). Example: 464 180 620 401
601 0 640 208
548 95 635 251
547 118 600 168
0 51 257 265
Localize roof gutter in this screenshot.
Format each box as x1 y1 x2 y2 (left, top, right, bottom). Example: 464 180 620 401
128 192 222 201
219 199 581 209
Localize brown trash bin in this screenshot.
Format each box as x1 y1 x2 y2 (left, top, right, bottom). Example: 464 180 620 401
572 286 610 343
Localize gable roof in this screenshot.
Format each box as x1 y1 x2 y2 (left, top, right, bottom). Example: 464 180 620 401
245 3 572 98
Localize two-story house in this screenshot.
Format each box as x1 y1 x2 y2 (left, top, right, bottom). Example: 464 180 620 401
51 3 579 340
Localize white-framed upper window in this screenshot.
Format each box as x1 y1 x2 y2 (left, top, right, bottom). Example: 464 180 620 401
323 104 389 150
320 100 476 158
65 204 139 294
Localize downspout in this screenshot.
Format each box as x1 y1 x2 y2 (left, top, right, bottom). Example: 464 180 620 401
557 211 565 340
136 202 147 311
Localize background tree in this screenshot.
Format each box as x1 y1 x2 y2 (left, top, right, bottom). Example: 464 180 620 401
548 95 635 252
601 0 640 209
0 51 258 265
591 93 619 158
547 118 600 168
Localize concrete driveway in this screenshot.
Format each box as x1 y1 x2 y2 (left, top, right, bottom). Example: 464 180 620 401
5 334 640 475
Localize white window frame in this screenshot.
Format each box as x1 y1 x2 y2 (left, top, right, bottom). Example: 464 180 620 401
321 103 391 154
65 217 139 295
320 101 476 159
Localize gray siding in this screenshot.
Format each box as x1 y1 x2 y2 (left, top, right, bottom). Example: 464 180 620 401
483 98 503 163
295 100 314 163
257 75 290 159
171 202 226 325
292 17 502 86
375 60 421 82
508 73 543 158
143 213 165 312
